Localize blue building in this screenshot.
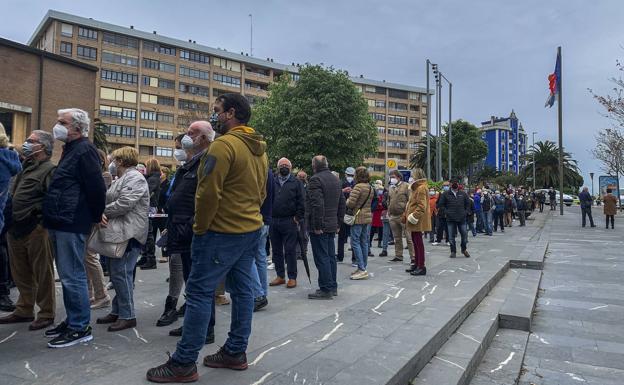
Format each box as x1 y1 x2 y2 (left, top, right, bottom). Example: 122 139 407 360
480 111 527 174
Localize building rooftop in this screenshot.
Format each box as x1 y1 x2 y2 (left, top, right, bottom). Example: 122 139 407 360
1 36 98 72
29 10 429 94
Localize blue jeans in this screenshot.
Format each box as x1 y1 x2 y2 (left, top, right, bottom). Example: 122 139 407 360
173 229 261 364
310 232 337 293
381 221 391 252
108 245 140 319
251 225 269 298
350 224 370 271
48 230 90 331
484 211 493 235
447 220 468 253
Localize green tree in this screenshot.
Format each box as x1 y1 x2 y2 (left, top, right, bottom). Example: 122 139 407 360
474 165 499 184
519 140 583 190
92 118 109 153
410 119 486 180
250 65 377 172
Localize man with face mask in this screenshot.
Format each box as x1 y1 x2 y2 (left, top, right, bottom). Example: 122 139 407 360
0 131 56 330
42 109 107 348
437 180 471 258
337 167 355 263
387 169 415 262
269 157 305 289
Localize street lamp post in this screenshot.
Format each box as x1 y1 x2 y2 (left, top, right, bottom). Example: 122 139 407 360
532 131 537 190
590 172 594 197
426 59 431 181
440 73 452 180
432 64 442 181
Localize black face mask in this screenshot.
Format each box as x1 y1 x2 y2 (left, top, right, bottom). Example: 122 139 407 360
451 183 459 190
211 112 228 135
279 167 290 176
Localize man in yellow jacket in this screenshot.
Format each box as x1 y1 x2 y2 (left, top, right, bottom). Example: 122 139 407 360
147 93 268 383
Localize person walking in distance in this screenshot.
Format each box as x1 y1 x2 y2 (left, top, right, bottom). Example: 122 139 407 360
147 93 267 382
307 156 345 299
437 180 471 258
387 169 414 262
404 168 431 276
603 188 617 229
337 167 355 262
548 187 557 210
493 191 505 233
578 187 595 228
268 157 305 289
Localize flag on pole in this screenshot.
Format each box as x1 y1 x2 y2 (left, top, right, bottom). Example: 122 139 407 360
545 50 561 108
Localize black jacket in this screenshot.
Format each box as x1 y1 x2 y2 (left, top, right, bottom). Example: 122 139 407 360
438 189 470 223
273 174 305 221
306 167 346 233
157 178 170 212
43 137 106 234
165 153 201 254
579 191 592 208
146 172 161 208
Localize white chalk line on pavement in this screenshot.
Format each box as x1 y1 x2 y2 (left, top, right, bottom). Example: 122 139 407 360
250 372 273 385
249 339 292 366
317 323 343 342
0 331 17 344
490 352 515 373
434 356 465 371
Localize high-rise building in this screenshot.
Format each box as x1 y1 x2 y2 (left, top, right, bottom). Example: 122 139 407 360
28 10 428 171
480 110 527 175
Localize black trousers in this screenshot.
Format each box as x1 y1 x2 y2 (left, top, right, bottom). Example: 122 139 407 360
581 206 595 227
606 215 615 228
435 217 448 243
142 218 156 260
271 217 299 279
494 211 505 232
337 222 352 261
0 233 10 296
369 226 383 247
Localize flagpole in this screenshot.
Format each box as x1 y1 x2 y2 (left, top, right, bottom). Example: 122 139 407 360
558 46 564 215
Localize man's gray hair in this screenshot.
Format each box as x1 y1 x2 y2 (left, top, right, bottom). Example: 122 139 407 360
190 120 215 142
58 108 90 136
582 186 589 192
312 155 328 170
33 130 53 157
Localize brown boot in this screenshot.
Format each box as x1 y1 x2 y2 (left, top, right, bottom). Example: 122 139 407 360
96 313 118 324
0 313 34 324
29 317 54 331
269 277 286 286
286 279 297 289
107 318 137 332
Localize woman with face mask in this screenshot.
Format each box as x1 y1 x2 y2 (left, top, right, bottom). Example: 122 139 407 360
369 180 386 254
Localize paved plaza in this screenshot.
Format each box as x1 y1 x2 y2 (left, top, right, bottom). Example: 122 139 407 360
0 208 620 385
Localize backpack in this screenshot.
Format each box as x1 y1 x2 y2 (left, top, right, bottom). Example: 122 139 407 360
494 197 505 213
482 195 492 212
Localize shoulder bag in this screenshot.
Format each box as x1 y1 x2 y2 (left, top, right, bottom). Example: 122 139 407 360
343 186 372 226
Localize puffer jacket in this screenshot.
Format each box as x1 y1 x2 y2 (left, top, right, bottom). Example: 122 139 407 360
388 181 410 217
405 179 431 232
346 182 373 225
100 167 149 246
146 172 161 208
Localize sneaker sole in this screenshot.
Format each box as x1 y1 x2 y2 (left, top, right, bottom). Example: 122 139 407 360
146 373 199 383
47 334 93 348
203 362 248 370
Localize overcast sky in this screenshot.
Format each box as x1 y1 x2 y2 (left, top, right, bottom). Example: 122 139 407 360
2 0 622 188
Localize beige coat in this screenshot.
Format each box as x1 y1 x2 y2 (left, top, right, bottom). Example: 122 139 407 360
346 183 373 225
388 181 410 217
405 179 431 233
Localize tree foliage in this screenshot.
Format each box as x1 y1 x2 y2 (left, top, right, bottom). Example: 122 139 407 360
591 127 624 178
92 118 109 154
410 119 487 180
518 140 583 190
589 60 624 126
250 65 377 173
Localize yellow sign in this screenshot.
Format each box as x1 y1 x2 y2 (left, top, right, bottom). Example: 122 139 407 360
386 159 397 168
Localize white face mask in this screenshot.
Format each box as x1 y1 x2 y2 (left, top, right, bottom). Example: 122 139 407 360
429 190 435 196
174 149 187 162
346 176 354 183
53 124 68 142
390 177 398 185
181 135 194 150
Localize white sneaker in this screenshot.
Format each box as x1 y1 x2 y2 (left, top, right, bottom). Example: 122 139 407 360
431 242 439 246
350 269 360 276
267 263 275 270
350 270 369 280
90 295 111 309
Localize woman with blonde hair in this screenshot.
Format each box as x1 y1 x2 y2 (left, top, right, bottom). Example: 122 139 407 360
346 166 373 280
94 146 149 331
404 168 431 276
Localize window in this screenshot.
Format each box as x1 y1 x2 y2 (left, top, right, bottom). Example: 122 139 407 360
160 62 175 73
213 73 240 88
212 88 228 97
245 81 268 91
389 102 408 111
141 93 158 104
376 100 386 108
375 87 386 95
143 41 176 56
159 79 175 89
61 23 73 37
179 66 209 80
103 32 138 49
140 128 155 138
158 113 174 123
143 58 159 70
291 73 300 82
101 69 138 85
100 87 136 103
212 57 241 72
365 86 376 93
106 124 135 138
389 89 408 99
409 92 420 100
158 96 175 106
142 76 175 89
410 104 419 112
387 128 406 136
157 130 173 140
421 119 427 128
370 113 385 121
141 110 156 121
179 83 209 97
156 147 173 157
77 45 97 60
102 51 138 67
245 95 266 106
388 115 408 125
60 41 72 56
180 49 209 63
178 99 210 112
409 117 419 126
246 67 270 77
99 105 136 120
377 127 385 134
367 99 375 108
78 27 97 40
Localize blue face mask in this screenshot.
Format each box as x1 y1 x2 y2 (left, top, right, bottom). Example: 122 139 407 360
443 186 450 191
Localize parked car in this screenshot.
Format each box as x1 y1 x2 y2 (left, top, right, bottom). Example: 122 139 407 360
534 189 573 206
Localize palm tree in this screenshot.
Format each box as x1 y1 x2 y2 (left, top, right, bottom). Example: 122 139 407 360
519 140 583 190
410 134 441 179
92 118 109 154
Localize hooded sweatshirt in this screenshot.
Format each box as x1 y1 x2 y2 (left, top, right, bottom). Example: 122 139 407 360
194 125 268 234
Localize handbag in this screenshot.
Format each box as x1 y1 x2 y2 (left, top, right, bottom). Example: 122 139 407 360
343 186 372 226
87 226 129 258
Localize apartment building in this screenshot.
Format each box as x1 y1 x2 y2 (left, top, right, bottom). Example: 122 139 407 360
29 10 428 170
480 110 528 175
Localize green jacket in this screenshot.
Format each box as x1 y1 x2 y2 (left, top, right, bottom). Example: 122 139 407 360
194 126 268 234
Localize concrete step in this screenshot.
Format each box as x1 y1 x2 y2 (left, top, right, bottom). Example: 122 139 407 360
498 269 543 331
410 268 519 385
469 329 530 385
